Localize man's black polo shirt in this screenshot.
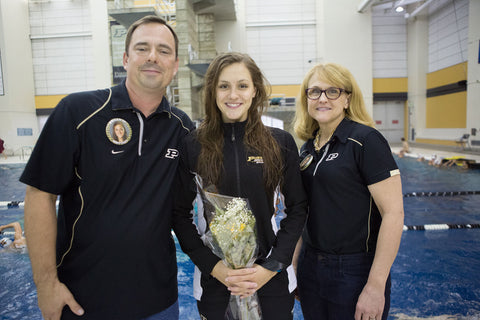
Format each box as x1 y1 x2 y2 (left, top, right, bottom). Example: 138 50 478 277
20 81 194 319
300 118 399 254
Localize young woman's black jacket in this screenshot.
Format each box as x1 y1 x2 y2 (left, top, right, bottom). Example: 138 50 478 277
173 120 307 301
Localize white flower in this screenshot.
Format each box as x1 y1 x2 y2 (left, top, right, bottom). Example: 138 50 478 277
209 197 257 269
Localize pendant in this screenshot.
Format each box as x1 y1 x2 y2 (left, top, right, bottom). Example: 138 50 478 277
300 154 313 171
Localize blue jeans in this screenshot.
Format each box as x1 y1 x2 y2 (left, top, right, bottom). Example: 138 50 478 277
297 245 391 320
141 300 179 320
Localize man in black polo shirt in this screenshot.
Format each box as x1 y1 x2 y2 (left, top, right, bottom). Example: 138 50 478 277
20 16 194 320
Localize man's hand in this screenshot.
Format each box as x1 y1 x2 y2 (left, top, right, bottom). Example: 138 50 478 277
354 281 385 320
36 279 84 320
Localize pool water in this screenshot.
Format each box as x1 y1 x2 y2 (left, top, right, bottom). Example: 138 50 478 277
396 156 480 227
390 155 480 319
1 158 480 319
0 164 26 201
392 230 480 318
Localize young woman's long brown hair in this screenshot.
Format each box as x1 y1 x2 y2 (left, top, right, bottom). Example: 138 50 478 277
197 52 283 192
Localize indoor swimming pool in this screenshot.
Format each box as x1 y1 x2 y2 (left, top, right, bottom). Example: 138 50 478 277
1 157 479 319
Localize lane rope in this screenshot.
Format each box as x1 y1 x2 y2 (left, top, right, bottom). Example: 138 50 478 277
403 223 480 231
404 191 480 197
0 201 23 208
1 201 479 232
3 190 479 205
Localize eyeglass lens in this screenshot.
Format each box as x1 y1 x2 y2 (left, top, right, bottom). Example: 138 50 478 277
307 87 342 100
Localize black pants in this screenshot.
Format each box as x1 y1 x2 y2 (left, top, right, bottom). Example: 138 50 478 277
297 245 391 320
197 292 295 320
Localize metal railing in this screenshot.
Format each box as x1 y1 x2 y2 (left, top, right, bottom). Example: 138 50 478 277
113 0 176 25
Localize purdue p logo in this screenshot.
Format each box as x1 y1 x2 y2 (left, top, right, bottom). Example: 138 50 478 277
326 153 339 161
165 148 179 159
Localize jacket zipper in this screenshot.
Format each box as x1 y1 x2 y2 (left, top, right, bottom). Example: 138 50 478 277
136 112 144 156
313 143 330 176
231 124 242 195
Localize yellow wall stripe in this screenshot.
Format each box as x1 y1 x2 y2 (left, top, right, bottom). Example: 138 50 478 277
427 62 467 89
134 0 154 5
373 78 408 93
35 95 67 109
426 91 466 128
415 138 459 147
271 85 301 98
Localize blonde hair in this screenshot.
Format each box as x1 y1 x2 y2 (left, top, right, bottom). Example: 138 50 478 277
293 63 374 141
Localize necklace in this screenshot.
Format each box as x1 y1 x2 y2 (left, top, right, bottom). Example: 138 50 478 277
314 130 333 152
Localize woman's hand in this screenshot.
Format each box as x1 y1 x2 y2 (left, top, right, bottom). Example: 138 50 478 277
211 261 257 297
225 264 277 298
211 262 278 298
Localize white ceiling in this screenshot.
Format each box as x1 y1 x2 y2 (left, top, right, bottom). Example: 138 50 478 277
358 0 428 13
358 0 444 19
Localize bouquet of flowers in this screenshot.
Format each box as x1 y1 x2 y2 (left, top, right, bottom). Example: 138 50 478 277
198 183 262 320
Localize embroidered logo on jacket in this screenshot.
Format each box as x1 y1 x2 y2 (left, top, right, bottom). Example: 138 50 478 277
326 153 339 161
165 148 179 159
247 156 264 164
106 118 132 145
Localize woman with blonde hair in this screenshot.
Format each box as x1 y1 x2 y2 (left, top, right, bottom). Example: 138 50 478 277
292 63 404 320
293 63 374 141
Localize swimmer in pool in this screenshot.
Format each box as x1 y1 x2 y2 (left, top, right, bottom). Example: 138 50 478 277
0 222 27 249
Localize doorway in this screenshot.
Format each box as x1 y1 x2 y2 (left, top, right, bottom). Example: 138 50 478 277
373 101 405 144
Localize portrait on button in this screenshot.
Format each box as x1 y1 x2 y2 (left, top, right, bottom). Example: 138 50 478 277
106 118 132 145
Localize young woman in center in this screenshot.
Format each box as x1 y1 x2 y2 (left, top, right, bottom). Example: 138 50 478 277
173 52 307 319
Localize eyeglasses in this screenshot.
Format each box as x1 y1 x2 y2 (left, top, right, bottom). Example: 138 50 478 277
305 87 350 100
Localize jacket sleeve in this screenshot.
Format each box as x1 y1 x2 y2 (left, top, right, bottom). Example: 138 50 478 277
262 131 308 269
172 137 221 275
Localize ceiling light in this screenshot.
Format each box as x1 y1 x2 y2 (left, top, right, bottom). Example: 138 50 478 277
396 6 405 12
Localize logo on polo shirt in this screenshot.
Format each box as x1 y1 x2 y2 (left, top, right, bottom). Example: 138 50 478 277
165 148 179 159
326 153 339 161
106 118 132 145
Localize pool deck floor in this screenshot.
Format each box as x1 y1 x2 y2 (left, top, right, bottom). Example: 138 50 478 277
390 142 480 163
0 154 31 165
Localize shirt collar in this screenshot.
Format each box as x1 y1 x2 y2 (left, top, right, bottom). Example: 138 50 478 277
110 80 171 115
332 117 353 144
311 117 352 144
223 120 247 139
